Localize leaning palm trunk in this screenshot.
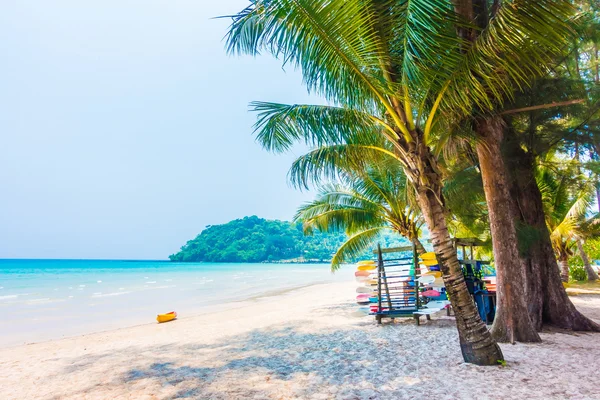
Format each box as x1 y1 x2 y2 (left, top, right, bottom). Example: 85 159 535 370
408 146 504 364
224 0 587 365
577 240 599 282
411 237 427 256
475 117 541 343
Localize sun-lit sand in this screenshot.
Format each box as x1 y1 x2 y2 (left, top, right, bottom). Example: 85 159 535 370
1 281 599 400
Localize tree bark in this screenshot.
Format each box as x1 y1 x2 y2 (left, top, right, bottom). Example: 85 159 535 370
409 144 504 365
503 126 600 332
475 116 541 343
577 240 599 282
558 257 570 283
412 237 427 256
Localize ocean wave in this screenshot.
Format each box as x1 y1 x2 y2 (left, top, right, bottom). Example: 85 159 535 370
26 298 55 304
91 291 131 298
0 295 19 301
193 279 214 285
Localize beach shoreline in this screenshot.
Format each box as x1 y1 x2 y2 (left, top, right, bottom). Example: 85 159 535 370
1 280 600 399
0 259 353 348
0 279 333 350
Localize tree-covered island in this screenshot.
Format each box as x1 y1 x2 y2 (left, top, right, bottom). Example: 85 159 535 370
169 215 408 263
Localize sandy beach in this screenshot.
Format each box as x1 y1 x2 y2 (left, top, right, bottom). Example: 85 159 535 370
1 281 599 400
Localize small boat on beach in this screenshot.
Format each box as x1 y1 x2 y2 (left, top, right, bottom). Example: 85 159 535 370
156 311 177 323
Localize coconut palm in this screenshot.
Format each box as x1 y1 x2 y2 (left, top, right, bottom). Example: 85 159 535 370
295 159 425 270
538 160 600 281
225 0 575 362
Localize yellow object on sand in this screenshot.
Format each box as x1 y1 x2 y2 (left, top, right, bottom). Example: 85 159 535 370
420 252 437 260
419 259 439 266
357 264 377 271
157 311 177 323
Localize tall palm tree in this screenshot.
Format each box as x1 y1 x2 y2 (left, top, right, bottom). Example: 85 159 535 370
538 160 600 281
295 160 425 270
225 0 574 362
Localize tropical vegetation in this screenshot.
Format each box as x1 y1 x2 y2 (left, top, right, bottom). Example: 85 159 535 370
224 0 600 365
293 148 425 270
169 216 409 263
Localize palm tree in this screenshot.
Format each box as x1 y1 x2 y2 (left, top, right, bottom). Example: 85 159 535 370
225 0 575 362
295 160 425 271
538 160 600 281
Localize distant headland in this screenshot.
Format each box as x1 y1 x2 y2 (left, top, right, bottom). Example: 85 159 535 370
169 216 407 263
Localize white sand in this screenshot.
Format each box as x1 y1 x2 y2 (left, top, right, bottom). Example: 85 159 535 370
1 281 599 400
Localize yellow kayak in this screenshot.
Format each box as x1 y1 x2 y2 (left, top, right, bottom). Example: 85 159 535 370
157 311 177 323
419 259 439 266
419 252 437 260
357 260 376 265
423 271 442 278
357 264 377 271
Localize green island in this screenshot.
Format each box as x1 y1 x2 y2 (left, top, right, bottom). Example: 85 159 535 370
169 215 408 263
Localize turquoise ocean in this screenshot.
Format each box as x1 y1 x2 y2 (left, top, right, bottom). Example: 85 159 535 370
0 259 353 347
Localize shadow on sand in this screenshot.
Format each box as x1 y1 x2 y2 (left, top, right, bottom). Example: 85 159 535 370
57 315 460 399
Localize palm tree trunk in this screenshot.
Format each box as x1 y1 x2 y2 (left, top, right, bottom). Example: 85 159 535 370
577 240 599 282
559 256 570 283
412 237 427 256
410 146 504 365
503 129 600 332
475 116 541 343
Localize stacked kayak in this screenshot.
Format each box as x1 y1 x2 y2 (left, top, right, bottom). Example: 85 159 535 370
355 249 418 320
418 252 447 300
355 247 451 323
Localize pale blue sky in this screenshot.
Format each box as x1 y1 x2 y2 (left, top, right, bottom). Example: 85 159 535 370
0 1 317 259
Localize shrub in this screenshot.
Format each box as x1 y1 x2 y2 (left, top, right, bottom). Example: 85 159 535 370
569 264 587 282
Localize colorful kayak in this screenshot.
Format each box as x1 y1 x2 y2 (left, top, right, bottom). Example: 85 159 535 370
419 259 439 266
356 286 376 294
157 311 177 323
423 271 442 278
357 260 376 265
417 275 435 285
425 300 451 309
420 252 437 260
355 270 372 277
357 264 377 271
432 277 445 288
421 290 441 298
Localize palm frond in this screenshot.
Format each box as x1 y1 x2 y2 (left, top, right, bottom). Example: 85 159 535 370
288 143 402 190
225 0 401 118
331 227 389 271
251 102 384 153
437 0 575 116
